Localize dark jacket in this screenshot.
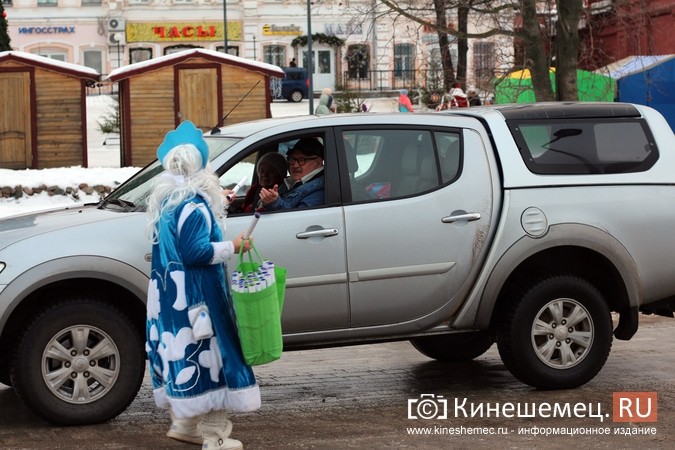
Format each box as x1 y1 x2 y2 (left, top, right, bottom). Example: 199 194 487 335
265 172 324 210
241 183 263 212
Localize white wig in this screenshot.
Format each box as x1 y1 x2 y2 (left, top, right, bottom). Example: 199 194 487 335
145 144 225 243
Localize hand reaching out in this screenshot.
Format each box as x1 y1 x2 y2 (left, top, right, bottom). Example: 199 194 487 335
259 184 279 205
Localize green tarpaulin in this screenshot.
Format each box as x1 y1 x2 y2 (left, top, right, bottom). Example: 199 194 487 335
494 68 615 104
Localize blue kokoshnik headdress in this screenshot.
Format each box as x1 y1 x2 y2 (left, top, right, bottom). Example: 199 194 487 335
156 121 209 168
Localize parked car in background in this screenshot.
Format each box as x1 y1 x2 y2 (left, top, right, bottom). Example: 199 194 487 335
270 67 308 102
1 103 674 426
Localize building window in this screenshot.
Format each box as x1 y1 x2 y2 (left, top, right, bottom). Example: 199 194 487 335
83 50 103 74
2 0 13 6
215 45 239 56
473 41 495 90
317 50 331 74
130 48 153 64
302 50 331 74
347 44 369 79
81 0 102 5
32 49 66 61
394 43 414 79
164 44 202 55
37 0 57 5
263 45 286 67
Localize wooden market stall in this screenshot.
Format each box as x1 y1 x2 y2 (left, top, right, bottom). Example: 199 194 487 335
0 51 100 169
105 49 285 167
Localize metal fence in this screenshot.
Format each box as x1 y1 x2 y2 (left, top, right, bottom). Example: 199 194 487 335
338 68 448 93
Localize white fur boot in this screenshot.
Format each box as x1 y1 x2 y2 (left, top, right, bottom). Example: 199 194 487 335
201 410 243 450
166 410 203 445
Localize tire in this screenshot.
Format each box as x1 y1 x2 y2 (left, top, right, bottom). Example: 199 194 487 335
289 89 304 103
496 275 612 389
10 298 145 425
410 332 494 361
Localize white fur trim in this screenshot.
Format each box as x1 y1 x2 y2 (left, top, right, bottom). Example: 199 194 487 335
167 384 261 419
211 241 234 264
177 202 212 239
154 386 170 409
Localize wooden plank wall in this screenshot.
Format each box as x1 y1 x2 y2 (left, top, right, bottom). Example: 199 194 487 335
34 69 84 169
127 66 176 166
220 64 269 126
127 56 272 167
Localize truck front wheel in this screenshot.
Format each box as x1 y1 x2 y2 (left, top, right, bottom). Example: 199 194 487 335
496 275 612 389
10 298 145 425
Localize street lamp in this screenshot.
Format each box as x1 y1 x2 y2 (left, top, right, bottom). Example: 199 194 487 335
307 0 314 113
112 32 123 68
223 0 228 53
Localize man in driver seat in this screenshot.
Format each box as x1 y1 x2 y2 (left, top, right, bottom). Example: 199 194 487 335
260 137 325 210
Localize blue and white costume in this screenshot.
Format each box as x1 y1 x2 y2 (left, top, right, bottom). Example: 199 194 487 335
146 194 260 418
145 121 260 420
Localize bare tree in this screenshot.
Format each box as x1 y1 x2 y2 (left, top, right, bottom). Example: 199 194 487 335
456 0 470 88
555 0 582 101
376 0 593 102
520 0 554 101
433 0 457 91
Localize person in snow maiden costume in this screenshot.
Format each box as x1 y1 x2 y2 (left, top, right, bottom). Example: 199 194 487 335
145 120 259 450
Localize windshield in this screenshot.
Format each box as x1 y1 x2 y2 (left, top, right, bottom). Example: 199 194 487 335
102 136 240 211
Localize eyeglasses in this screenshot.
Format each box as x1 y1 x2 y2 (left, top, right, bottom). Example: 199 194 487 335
287 156 320 166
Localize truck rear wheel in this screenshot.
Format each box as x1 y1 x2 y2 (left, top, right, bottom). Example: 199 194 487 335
410 332 494 361
496 275 612 389
10 297 145 425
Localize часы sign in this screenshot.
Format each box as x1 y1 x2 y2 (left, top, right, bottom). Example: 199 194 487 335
126 22 242 42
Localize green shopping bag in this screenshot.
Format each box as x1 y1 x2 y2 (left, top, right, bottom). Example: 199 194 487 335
231 243 286 366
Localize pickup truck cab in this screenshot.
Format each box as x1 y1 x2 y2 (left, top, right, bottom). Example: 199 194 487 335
1 102 673 425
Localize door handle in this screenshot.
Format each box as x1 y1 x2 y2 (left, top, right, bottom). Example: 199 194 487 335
442 213 481 223
296 228 339 239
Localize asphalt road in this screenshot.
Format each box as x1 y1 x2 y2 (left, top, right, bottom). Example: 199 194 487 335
1 314 673 449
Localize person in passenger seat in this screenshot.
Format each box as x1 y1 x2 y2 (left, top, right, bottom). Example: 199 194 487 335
259 137 325 210
240 152 288 212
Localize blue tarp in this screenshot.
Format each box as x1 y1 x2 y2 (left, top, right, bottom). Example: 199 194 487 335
597 55 675 132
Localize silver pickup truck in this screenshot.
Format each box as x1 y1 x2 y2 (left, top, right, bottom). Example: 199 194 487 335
1 102 674 425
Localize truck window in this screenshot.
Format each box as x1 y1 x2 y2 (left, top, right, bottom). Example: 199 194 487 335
343 129 461 202
510 119 658 175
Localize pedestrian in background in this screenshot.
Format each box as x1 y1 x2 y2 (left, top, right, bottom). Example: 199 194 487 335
145 120 259 450
315 88 335 115
468 89 482 106
398 89 414 113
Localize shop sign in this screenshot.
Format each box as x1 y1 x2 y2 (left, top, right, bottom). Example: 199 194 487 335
126 22 242 43
18 26 76 34
262 24 302 36
324 23 362 36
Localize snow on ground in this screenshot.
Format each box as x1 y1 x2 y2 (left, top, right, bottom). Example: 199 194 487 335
0 95 402 219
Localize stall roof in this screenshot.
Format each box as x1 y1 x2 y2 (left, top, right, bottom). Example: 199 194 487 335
105 48 285 82
595 55 675 79
0 51 100 80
